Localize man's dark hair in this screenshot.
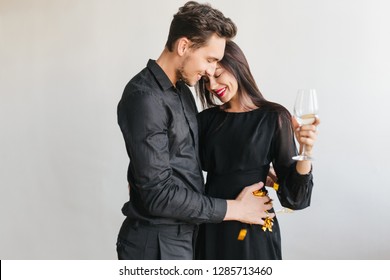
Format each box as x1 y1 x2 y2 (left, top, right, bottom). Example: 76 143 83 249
165 1 237 51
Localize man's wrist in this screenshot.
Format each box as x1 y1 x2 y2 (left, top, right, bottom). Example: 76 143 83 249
224 200 238 221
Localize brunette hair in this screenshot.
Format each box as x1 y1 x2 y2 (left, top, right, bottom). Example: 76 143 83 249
197 41 289 112
197 41 296 153
196 40 267 109
165 1 237 51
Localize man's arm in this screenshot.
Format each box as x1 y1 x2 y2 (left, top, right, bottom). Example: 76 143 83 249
118 90 272 224
119 91 225 223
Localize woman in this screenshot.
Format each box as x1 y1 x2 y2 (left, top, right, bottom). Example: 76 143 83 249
195 41 319 259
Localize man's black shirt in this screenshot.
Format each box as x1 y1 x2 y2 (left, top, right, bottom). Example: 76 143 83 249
117 60 226 225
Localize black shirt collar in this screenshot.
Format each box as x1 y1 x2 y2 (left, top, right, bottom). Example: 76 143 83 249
147 59 175 91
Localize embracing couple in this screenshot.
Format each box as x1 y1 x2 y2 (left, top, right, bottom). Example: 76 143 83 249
116 1 319 260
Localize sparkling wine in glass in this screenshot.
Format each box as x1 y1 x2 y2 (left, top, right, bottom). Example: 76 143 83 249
292 89 318 161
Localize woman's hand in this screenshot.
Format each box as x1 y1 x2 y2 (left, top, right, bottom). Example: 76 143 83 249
292 116 320 157
292 116 320 174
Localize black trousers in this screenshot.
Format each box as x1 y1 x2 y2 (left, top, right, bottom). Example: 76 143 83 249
116 218 197 260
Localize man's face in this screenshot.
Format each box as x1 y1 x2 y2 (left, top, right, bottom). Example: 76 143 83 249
178 34 226 87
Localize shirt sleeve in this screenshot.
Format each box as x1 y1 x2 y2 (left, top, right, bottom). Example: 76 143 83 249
118 90 226 223
271 109 314 210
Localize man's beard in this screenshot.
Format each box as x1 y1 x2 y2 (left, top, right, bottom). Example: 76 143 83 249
176 67 193 86
176 57 195 86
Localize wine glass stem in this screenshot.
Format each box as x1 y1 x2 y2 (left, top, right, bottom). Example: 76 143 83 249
301 144 306 156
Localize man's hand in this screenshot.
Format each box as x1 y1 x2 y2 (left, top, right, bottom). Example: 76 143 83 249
224 182 275 225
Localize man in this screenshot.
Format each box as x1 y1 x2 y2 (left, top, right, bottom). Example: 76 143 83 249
116 1 273 260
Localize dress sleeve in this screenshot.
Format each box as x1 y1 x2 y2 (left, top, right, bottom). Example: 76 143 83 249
118 91 226 223
271 110 314 210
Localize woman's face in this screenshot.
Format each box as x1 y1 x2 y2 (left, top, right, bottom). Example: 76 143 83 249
204 65 238 104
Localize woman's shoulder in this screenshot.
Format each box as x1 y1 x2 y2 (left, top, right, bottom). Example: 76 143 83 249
261 101 291 118
260 101 295 132
197 106 220 118
197 107 222 132
261 101 289 112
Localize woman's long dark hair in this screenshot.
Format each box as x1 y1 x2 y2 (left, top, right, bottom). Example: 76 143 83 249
197 40 277 111
196 41 297 157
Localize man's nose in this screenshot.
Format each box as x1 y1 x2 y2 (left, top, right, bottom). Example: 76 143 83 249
208 76 218 90
205 62 217 77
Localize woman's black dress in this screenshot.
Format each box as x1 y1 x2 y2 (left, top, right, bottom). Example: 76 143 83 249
196 104 314 260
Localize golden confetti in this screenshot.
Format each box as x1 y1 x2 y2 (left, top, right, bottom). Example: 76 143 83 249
273 182 279 191
237 228 247 240
253 189 268 197
237 189 275 240
262 217 274 232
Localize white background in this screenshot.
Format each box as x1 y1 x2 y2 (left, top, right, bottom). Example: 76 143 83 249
1 0 389 259
2 260 389 279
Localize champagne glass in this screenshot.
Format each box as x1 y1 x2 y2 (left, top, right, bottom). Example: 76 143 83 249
292 89 319 161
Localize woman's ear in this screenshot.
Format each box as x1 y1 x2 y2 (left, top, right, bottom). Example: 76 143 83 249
176 37 190 56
